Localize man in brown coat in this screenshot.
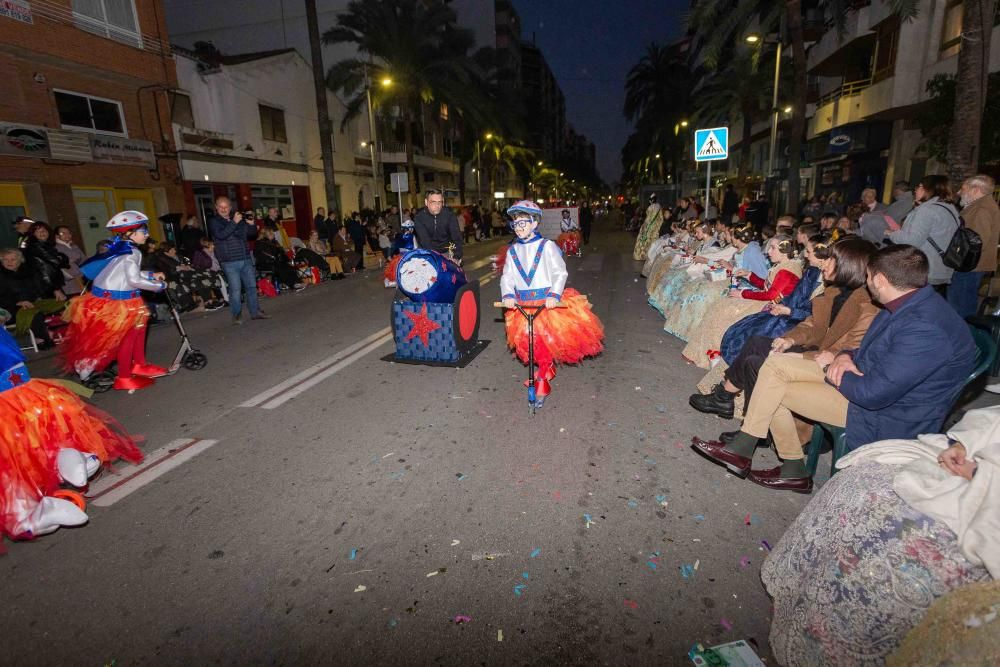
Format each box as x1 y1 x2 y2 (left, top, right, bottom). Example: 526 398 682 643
948 174 1000 317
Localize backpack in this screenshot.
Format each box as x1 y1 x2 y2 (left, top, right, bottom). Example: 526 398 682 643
926 203 982 272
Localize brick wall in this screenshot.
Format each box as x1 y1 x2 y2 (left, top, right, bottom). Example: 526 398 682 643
0 0 183 239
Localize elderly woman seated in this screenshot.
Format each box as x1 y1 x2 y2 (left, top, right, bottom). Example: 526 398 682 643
0 248 66 349
255 228 304 291
152 242 224 312
761 406 999 666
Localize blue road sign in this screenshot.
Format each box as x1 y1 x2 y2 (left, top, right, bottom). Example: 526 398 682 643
694 127 729 162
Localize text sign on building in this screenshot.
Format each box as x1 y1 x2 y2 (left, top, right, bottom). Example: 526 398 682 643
0 122 50 158
694 127 729 162
89 136 156 169
0 0 32 24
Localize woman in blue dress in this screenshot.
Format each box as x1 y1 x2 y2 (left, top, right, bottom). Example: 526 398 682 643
719 234 829 364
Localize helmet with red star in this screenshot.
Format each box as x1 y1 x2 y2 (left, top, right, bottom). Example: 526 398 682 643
106 210 149 235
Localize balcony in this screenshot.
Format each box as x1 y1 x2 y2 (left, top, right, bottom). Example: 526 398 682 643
363 142 458 173
808 76 894 138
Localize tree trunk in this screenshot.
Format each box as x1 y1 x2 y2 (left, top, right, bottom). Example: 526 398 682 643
785 0 807 216
458 159 467 205
946 0 997 184
304 0 338 213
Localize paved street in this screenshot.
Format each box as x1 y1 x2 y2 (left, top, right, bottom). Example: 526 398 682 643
4 224 820 664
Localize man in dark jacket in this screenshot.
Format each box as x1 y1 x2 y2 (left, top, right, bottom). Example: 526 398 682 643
346 212 365 270
207 196 267 324
693 244 976 492
580 202 594 245
413 188 463 262
721 184 739 222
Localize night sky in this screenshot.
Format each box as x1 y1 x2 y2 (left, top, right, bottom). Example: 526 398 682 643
512 0 690 185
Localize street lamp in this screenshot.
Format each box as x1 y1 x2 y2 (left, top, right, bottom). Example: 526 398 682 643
748 32 783 180
363 63 386 210
476 132 494 205
680 120 688 127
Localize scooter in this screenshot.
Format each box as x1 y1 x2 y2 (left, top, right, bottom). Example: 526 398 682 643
84 289 208 393
495 300 568 415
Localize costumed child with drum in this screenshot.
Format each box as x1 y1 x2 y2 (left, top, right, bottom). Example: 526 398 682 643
500 200 604 409
60 211 168 391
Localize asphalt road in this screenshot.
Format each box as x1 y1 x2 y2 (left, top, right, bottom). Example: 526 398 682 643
4 224 821 665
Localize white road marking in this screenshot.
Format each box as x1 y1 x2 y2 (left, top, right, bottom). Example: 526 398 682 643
87 438 220 507
239 327 392 408
258 333 393 409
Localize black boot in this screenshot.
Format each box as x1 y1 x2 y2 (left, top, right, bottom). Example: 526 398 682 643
689 384 736 419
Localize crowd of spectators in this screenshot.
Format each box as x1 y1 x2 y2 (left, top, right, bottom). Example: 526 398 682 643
637 173 1000 662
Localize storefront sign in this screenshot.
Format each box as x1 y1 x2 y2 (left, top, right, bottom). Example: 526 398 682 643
0 122 50 157
829 133 852 153
89 136 156 168
0 0 32 24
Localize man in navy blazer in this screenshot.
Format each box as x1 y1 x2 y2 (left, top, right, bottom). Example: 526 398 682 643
693 244 976 492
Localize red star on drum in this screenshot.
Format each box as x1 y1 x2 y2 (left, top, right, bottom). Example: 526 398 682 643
404 303 442 347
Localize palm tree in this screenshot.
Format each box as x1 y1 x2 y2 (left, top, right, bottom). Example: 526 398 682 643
480 135 534 202
945 0 996 182
323 0 496 206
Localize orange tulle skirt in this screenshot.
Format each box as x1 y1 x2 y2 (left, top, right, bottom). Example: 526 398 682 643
504 287 604 367
59 293 148 377
0 378 143 540
556 232 582 254
384 254 403 283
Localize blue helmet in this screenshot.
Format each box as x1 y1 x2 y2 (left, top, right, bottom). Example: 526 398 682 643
507 200 542 223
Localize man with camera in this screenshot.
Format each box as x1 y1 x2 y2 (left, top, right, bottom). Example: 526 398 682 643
207 196 269 325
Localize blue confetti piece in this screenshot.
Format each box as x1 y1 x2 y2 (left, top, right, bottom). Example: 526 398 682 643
656 405 666 413
693 514 706 522
680 564 695 578
389 471 405 480
583 513 594 528
643 457 657 465
513 583 527 596
387 619 398 629
655 494 667 504
627 499 639 509
349 548 357 561
647 560 658 570
456 473 467 481
521 572 530 580
529 548 541 558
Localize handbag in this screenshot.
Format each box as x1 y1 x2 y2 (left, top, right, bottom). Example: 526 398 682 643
926 203 982 272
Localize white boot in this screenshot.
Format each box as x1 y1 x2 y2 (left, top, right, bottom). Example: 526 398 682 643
57 448 101 487
14 497 88 538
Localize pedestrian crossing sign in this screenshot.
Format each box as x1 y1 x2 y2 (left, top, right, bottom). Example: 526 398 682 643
694 127 729 162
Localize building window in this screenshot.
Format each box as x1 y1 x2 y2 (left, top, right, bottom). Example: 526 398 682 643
440 103 449 120
72 0 142 49
170 92 194 128
259 105 287 143
54 90 127 136
251 185 294 219
940 0 963 58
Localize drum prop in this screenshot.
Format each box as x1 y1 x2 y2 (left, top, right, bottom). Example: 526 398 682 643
389 281 488 366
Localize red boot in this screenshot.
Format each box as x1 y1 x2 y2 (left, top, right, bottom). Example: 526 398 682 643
131 363 168 378
113 375 155 391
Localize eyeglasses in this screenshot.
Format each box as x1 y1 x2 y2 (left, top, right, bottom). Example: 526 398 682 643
511 218 532 229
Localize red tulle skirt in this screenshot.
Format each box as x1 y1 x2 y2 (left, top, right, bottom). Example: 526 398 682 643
0 378 143 540
493 248 509 275
556 231 582 255
59 293 148 377
504 288 604 368
384 254 403 283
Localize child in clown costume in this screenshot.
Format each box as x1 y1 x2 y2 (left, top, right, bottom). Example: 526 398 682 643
60 211 168 391
0 326 143 542
500 200 604 408
383 218 419 288
556 208 583 256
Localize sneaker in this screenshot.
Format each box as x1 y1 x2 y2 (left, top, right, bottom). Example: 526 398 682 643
205 301 225 312
232 312 243 325
293 283 306 292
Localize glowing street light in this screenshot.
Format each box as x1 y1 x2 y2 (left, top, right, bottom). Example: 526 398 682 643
380 77 393 87
537 161 543 166
654 153 661 159
745 34 760 44
783 105 793 113
485 132 493 140
680 120 688 127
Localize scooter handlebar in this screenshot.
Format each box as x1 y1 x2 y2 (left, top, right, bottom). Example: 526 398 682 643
493 301 571 308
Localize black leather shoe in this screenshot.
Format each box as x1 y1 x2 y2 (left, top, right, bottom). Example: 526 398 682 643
747 468 813 493
691 437 752 477
719 430 740 444
689 384 735 419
